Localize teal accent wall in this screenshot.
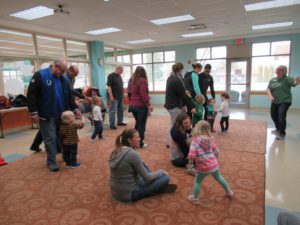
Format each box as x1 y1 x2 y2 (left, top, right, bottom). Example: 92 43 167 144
89 41 107 105
133 33 300 109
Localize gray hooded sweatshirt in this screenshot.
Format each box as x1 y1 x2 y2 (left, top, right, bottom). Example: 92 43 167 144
109 146 164 202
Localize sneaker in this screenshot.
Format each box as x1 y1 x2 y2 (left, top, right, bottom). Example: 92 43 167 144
158 184 177 194
188 194 200 205
48 164 59 172
110 126 117 130
30 147 42 152
271 129 279 134
185 168 196 176
71 162 81 168
140 143 148 148
226 190 234 198
66 164 71 168
90 138 95 143
118 122 127 126
276 134 285 140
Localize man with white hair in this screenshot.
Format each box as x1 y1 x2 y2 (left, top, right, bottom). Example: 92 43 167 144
65 65 84 99
267 65 300 140
107 66 127 129
27 59 80 172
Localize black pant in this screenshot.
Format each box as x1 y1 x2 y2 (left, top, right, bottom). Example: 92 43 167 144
208 118 215 131
63 144 78 166
91 120 103 139
131 106 148 147
30 130 43 150
220 116 229 132
271 103 291 135
171 158 188 167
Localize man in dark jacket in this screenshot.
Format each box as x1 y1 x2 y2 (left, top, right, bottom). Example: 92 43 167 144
198 64 215 120
27 59 80 172
64 65 85 99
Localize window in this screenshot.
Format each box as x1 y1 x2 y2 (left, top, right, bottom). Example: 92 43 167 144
0 60 35 96
104 47 115 64
67 40 88 60
196 46 227 90
132 54 142 64
71 62 90 88
132 51 175 91
251 41 291 91
37 35 64 58
117 49 131 64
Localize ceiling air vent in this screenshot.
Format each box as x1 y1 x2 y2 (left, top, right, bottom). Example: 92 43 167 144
188 24 207 30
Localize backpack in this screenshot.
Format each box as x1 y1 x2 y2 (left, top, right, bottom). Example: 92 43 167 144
0 96 11 109
12 94 28 107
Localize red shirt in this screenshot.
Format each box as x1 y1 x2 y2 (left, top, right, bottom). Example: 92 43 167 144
129 78 150 107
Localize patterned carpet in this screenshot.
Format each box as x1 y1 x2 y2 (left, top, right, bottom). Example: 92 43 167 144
0 116 266 225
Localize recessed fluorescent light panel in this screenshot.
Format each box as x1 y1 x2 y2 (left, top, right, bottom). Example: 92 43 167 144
252 21 293 30
0 29 32 37
181 32 214 38
150 14 195 25
9 6 54 20
85 27 122 35
245 0 300 11
127 39 155 44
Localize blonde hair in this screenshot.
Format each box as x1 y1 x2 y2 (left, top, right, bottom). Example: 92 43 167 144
92 96 101 105
193 120 211 137
61 111 75 123
195 93 205 104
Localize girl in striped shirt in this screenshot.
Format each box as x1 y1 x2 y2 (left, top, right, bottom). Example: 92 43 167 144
187 120 233 204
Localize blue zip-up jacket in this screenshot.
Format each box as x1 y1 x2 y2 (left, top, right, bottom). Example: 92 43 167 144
27 66 78 119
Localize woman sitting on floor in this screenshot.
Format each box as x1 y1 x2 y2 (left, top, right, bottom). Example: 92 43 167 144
169 113 192 168
109 128 177 202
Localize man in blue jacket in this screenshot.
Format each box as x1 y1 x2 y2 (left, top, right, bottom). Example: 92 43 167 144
27 59 80 172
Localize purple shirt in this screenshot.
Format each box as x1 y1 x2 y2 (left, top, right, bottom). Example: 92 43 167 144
129 78 150 107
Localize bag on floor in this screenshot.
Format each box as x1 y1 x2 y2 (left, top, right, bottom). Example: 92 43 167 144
12 94 28 107
0 96 11 109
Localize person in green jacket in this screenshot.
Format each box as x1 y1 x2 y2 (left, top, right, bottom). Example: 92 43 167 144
267 65 300 140
188 93 205 127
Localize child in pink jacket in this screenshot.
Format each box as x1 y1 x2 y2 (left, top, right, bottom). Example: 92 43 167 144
187 120 233 204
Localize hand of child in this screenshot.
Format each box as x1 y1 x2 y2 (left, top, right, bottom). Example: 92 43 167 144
190 108 196 113
269 95 275 101
186 90 191 97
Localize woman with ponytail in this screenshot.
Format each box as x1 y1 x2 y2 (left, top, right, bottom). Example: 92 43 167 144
109 129 176 202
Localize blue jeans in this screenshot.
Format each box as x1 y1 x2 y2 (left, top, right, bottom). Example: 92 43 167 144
39 117 60 166
271 103 291 135
109 98 124 127
131 106 148 146
132 165 170 202
91 120 103 139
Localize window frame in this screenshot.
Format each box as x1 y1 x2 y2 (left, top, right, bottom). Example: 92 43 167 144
196 45 227 91
132 50 176 91
251 40 291 92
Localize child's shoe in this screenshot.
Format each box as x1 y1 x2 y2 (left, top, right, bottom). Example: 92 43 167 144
188 194 200 205
66 164 71 168
71 162 81 168
225 190 234 198
90 138 95 143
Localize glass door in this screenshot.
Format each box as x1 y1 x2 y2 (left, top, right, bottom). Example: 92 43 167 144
227 59 250 108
